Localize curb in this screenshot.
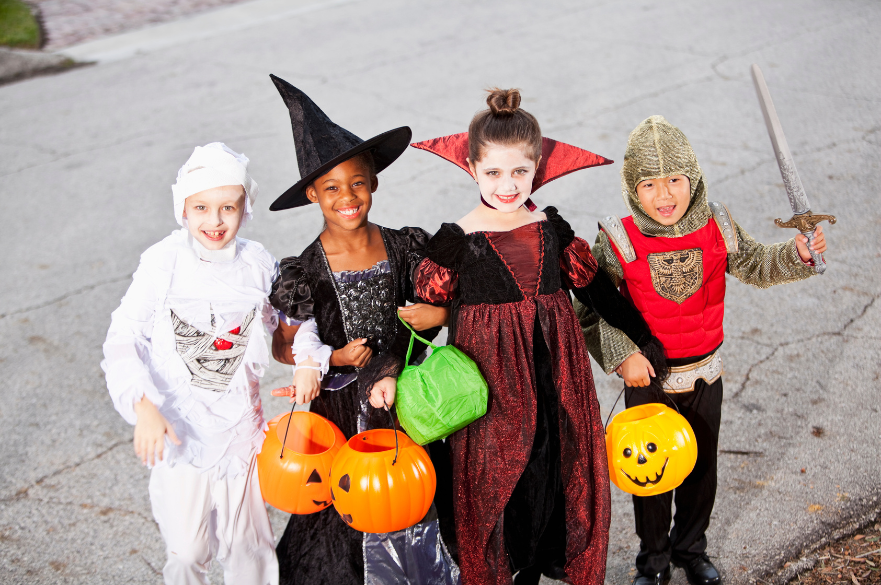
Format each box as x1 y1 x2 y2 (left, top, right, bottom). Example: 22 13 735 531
0 47 83 86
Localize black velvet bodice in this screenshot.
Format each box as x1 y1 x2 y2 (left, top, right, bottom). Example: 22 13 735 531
424 207 575 305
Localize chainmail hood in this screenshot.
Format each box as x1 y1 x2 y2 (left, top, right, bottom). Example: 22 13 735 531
621 115 712 237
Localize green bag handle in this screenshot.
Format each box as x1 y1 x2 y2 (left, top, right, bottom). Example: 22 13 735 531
397 311 439 364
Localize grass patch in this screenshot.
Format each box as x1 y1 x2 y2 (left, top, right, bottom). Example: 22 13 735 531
0 0 41 49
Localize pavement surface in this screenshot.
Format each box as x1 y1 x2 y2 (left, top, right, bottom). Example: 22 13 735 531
0 0 879 583
33 0 252 50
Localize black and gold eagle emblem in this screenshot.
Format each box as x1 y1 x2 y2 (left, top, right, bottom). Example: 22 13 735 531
647 249 703 304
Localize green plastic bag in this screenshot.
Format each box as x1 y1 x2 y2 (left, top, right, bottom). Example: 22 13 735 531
395 313 488 445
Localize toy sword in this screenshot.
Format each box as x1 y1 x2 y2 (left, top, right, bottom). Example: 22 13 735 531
751 64 836 274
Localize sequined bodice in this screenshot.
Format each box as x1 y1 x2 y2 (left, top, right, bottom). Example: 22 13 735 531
333 261 397 353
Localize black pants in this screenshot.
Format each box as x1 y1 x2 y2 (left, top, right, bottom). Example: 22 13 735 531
624 376 723 576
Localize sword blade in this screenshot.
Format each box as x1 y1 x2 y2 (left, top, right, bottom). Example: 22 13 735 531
751 64 811 215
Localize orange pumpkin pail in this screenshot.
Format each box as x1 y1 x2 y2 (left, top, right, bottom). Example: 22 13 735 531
257 411 346 515
605 403 698 497
329 428 436 533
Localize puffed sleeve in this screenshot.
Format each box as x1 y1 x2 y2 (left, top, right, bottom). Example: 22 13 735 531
101 250 168 425
414 258 458 305
559 237 598 289
269 256 315 322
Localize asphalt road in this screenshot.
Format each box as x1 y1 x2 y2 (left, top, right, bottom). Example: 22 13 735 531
0 0 879 583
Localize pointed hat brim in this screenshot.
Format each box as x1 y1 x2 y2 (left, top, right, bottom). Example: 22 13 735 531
268 75 412 211
410 132 613 192
270 126 412 210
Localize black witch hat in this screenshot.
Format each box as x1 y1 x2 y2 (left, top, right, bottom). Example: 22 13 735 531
269 74 412 211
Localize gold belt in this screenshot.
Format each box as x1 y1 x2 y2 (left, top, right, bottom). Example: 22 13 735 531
663 351 723 393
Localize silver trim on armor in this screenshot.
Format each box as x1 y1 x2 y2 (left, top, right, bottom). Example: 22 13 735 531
663 351 723 393
709 201 739 254
599 215 637 263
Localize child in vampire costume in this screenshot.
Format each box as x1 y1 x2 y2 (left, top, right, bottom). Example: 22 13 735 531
408 90 666 585
102 143 279 585
576 115 828 585
265 75 458 585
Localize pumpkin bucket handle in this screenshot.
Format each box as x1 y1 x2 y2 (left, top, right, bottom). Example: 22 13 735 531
603 380 682 434
604 387 627 434
384 403 399 465
279 401 297 459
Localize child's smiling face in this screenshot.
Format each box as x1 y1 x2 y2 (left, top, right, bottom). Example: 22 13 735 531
182 185 246 250
467 143 539 213
306 156 377 230
635 174 691 226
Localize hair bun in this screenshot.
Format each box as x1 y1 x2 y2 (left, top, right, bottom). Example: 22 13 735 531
486 88 521 116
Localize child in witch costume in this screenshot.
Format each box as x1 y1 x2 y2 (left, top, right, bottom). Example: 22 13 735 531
406 89 666 585
576 115 828 585
102 143 279 585
265 75 458 585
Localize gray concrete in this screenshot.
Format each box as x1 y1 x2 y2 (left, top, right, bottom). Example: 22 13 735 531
0 0 879 583
34 0 254 50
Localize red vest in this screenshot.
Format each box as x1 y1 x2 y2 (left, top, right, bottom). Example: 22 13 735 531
605 217 727 359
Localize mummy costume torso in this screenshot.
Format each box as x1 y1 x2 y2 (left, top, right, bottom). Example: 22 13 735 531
103 229 278 478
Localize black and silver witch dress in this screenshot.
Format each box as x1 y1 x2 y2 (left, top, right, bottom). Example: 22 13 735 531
269 226 459 585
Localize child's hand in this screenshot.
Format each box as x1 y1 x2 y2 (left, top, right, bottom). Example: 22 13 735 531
331 338 373 368
398 304 450 330
796 224 827 262
368 377 397 409
133 396 180 467
292 358 321 405
615 353 656 388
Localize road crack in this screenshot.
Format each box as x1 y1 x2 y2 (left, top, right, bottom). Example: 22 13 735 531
2 440 128 501
731 293 878 401
0 273 132 320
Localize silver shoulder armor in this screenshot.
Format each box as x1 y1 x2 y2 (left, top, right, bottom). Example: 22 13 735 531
708 201 739 254
599 215 636 263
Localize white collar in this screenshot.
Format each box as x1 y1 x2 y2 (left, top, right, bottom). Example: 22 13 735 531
187 232 238 263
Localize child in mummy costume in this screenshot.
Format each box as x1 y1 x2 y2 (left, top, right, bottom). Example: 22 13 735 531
102 143 280 585
576 116 828 585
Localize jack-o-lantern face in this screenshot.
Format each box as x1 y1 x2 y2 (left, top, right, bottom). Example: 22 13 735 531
257 412 346 514
330 429 436 533
606 403 697 496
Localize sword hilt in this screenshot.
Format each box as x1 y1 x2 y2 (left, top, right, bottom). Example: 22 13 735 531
805 230 826 275
774 211 836 275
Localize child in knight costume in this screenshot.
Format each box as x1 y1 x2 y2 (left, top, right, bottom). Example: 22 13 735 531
264 75 457 585
102 143 279 585
576 115 828 585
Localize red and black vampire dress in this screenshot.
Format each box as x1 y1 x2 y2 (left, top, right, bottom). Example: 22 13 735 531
414 207 662 585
